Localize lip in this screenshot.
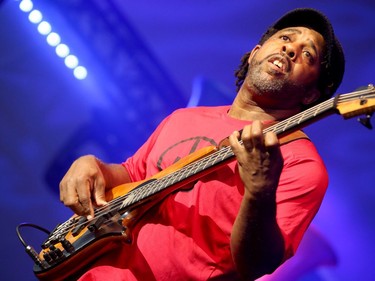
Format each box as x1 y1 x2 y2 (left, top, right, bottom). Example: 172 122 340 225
267 55 290 74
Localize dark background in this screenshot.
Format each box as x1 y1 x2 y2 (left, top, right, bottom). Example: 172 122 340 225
1 0 374 280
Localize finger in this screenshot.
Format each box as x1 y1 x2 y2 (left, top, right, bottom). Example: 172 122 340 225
92 177 108 207
229 130 241 148
240 125 253 151
78 179 94 219
59 179 66 204
250 120 264 150
264 132 283 168
60 178 87 216
264 131 279 148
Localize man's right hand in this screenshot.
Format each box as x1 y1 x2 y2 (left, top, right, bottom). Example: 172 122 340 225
59 155 108 219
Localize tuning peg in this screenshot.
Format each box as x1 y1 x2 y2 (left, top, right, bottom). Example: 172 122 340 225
358 113 373 129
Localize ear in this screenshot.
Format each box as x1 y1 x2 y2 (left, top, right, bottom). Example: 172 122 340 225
302 88 321 105
247 45 262 64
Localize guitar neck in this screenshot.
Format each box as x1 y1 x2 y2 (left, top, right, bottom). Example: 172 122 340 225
265 96 337 137
117 96 340 210
121 85 375 209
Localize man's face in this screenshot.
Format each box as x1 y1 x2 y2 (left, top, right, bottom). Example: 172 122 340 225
245 26 325 109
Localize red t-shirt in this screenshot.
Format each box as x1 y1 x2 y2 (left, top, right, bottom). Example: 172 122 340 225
78 106 328 280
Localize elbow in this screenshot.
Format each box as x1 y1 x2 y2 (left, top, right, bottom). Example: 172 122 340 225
236 264 281 281
233 248 285 281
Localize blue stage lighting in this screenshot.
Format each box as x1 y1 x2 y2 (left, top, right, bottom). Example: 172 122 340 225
19 0 33 12
73 66 87 80
18 0 88 80
64 55 79 69
55 43 70 58
46 32 61 47
28 9 42 24
37 21 51 35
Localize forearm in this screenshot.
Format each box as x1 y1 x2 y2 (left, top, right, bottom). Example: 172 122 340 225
231 192 284 280
96 158 132 189
229 122 285 279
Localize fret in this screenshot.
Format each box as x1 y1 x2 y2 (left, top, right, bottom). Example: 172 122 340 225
313 102 323 117
282 117 292 132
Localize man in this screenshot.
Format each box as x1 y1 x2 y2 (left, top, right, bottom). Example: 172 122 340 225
59 8 345 281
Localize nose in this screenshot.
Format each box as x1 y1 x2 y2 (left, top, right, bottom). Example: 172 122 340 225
282 45 296 59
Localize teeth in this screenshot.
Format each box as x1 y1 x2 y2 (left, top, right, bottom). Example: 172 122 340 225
273 59 283 68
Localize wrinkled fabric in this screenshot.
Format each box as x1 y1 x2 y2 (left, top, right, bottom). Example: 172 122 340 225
78 106 328 281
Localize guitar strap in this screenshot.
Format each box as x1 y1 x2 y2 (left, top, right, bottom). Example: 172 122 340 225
279 130 309 145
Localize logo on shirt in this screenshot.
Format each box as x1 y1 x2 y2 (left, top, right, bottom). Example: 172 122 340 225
157 136 218 171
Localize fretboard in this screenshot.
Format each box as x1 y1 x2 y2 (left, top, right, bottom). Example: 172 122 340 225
112 96 341 211
104 85 375 215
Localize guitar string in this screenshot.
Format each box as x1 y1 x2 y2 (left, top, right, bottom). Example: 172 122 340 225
51 89 375 241
265 88 375 135
72 88 375 219
49 146 233 240
47 88 375 241
48 95 337 240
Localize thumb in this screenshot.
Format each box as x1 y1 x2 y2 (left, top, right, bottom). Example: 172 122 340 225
94 192 108 206
92 177 108 207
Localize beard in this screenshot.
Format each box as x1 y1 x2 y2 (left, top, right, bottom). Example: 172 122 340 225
245 54 308 98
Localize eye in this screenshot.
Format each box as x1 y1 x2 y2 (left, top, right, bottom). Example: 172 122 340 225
303 50 315 63
303 50 311 58
280 35 290 41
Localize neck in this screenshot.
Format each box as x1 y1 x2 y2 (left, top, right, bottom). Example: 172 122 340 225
228 88 301 121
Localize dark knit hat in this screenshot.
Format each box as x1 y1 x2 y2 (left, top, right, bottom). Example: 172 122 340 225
259 8 345 98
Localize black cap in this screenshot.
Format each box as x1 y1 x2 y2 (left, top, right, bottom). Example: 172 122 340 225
259 8 345 98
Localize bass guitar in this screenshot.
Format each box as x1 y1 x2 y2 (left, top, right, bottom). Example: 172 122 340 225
17 84 375 280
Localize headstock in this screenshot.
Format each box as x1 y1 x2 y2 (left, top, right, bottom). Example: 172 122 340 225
335 84 375 129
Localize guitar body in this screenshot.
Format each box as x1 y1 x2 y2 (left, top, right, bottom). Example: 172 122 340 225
33 131 312 280
34 145 219 280
36 234 126 281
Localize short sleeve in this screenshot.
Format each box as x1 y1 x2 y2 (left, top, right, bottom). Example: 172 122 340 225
122 115 171 182
276 139 329 260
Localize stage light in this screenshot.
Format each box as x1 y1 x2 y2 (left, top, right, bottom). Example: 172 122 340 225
19 0 33 13
28 9 42 24
55 43 70 58
18 1 88 80
73 66 87 80
46 32 61 46
64 55 79 69
37 21 52 35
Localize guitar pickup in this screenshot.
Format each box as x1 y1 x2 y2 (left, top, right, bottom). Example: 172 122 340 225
71 216 88 237
87 215 106 232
